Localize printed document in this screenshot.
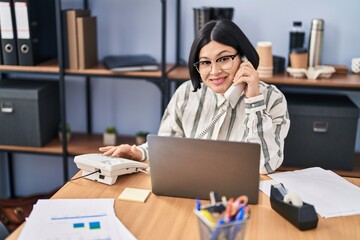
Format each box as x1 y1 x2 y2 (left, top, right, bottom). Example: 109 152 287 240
260 167 360 218
18 198 136 240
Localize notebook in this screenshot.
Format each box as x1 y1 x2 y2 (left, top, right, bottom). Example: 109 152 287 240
147 135 261 204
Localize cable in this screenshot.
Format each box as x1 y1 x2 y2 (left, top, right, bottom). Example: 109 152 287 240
69 169 101 182
196 107 227 139
137 167 150 174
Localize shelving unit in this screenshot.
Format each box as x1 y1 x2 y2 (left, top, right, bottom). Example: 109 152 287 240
0 0 170 197
1 0 360 198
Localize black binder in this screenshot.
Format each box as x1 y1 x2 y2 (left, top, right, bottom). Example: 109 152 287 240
13 0 56 66
0 0 18 65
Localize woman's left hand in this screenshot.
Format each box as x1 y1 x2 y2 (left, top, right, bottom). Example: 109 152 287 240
233 60 260 98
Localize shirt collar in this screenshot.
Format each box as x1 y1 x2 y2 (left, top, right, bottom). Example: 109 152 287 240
215 89 242 109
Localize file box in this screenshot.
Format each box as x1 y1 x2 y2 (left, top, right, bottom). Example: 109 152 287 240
0 79 59 146
283 93 359 170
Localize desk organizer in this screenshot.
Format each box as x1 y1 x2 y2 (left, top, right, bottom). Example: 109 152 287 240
270 185 318 231
194 209 248 240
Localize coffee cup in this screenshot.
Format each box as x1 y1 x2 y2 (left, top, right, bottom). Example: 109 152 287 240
256 41 273 68
290 48 308 69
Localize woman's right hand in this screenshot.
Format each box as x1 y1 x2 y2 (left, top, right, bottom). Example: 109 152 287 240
99 144 143 161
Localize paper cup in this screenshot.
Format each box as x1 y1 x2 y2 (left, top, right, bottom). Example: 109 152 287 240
256 41 273 68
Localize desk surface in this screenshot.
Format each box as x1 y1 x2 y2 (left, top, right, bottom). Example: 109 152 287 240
7 173 360 240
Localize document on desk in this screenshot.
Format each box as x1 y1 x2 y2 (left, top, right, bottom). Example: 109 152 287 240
263 167 360 218
18 198 136 240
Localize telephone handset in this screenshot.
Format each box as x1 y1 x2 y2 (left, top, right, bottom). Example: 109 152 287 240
224 55 248 100
196 56 248 139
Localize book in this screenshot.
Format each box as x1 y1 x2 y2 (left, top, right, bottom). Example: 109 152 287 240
103 54 159 72
66 9 90 69
77 16 98 69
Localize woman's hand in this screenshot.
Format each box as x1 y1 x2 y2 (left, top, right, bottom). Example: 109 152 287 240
99 144 142 161
233 60 260 98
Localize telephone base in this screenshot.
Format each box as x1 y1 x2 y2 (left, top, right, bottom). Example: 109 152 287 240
81 168 139 185
74 153 149 185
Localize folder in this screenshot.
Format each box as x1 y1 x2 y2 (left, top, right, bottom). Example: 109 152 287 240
13 0 57 66
103 54 159 72
66 9 90 69
0 0 18 65
77 16 98 69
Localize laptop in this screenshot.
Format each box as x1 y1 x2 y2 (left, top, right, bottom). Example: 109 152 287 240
147 135 261 204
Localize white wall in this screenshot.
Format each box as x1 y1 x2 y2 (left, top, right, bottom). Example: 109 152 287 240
1 0 359 197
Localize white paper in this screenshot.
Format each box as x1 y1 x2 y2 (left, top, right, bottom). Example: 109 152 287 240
259 179 279 196
18 198 136 240
268 167 360 218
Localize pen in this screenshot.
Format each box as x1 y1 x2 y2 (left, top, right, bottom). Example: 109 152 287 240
195 198 201 211
209 218 225 240
229 207 247 240
224 198 234 222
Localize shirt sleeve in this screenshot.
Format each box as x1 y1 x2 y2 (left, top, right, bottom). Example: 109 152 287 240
137 82 189 161
157 83 188 137
243 87 290 174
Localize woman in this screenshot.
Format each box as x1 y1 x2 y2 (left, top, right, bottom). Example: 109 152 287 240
99 19 290 174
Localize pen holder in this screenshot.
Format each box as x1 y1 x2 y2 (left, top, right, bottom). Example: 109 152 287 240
194 209 248 240
270 185 318 231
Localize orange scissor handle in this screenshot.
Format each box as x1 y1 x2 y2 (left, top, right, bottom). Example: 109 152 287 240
231 195 248 216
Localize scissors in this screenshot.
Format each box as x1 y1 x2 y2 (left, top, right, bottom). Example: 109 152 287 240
230 195 248 220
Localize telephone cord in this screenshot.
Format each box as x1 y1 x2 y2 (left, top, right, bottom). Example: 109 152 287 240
196 107 227 139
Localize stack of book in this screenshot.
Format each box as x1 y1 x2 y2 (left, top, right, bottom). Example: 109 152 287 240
63 9 98 69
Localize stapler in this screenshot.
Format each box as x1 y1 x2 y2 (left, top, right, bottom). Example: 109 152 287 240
270 184 318 231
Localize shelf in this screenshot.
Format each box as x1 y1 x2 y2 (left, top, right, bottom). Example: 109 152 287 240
0 133 136 156
167 65 360 89
0 59 59 74
65 63 174 79
0 59 174 80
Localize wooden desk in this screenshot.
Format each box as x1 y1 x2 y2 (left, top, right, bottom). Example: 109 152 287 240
7 174 360 240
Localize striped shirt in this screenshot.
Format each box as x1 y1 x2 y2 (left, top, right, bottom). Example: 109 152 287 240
138 80 290 174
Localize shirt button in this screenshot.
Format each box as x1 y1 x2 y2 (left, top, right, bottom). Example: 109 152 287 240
252 104 255 107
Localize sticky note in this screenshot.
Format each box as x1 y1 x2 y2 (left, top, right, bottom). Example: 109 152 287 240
118 188 151 203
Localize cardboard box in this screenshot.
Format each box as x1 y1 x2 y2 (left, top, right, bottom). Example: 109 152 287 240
283 93 359 170
0 79 59 146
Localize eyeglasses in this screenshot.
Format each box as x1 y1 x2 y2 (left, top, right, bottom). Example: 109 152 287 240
193 53 239 74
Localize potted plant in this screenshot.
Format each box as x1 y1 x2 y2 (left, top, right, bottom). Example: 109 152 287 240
135 131 149 145
103 126 117 145
58 123 71 143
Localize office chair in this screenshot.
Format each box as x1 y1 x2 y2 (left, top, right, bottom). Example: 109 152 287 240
0 221 9 239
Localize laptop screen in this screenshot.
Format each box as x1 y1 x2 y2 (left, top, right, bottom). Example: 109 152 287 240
147 135 261 204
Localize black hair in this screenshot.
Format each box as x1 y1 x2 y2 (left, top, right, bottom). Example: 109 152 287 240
188 19 259 91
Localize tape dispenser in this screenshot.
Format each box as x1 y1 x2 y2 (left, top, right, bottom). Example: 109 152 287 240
270 183 318 231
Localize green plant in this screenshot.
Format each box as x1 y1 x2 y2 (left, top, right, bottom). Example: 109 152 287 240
59 122 71 132
136 131 149 138
105 126 117 134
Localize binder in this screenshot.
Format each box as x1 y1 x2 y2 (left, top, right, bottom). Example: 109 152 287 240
66 9 90 69
14 0 56 66
77 16 98 69
0 31 3 64
0 0 18 65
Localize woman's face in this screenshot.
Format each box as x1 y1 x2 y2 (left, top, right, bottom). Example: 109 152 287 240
197 41 241 94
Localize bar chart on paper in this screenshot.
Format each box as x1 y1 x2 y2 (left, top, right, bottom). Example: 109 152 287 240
18 199 136 240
